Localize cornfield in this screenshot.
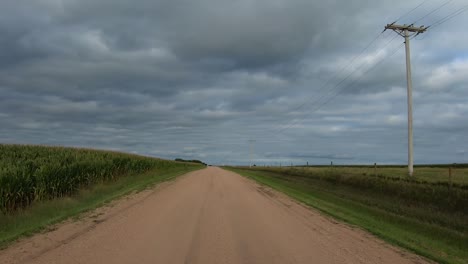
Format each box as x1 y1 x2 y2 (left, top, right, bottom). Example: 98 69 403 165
0 144 189 213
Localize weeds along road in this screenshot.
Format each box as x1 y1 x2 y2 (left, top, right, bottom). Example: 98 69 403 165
0 167 428 264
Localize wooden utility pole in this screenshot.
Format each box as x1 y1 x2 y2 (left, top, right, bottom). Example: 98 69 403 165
384 23 428 177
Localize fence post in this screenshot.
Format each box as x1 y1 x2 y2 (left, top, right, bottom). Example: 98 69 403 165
449 167 452 191
374 163 377 176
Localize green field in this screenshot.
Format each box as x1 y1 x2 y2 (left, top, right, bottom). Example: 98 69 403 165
0 144 203 247
226 166 468 264
295 165 468 184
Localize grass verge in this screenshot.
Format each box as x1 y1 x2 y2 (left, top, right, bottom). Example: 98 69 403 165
225 167 467 264
0 165 203 248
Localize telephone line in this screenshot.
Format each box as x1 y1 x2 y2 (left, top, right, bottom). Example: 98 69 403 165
240 1 462 163
394 0 430 22
414 3 468 40
269 33 393 134
429 3 468 28
274 32 389 123
273 40 403 137
267 1 434 136
271 35 399 135
413 0 453 24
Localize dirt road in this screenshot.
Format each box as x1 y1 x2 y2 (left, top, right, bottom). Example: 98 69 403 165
0 167 428 264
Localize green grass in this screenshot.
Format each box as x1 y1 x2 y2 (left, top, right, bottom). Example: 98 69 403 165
0 165 202 248
225 167 468 264
298 166 468 185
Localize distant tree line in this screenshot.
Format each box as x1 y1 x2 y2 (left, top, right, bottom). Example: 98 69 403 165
175 158 207 166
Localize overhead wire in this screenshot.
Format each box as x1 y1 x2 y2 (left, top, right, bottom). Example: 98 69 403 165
272 32 389 128
261 0 468 160
272 38 404 137
232 0 462 162
265 1 436 137
413 0 453 24
413 3 468 97
394 0 431 23
271 34 399 136
267 0 465 138
429 3 468 29
414 2 468 39
267 32 392 135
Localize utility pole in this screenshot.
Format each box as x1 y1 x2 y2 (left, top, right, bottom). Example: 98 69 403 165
384 23 428 177
248 140 255 168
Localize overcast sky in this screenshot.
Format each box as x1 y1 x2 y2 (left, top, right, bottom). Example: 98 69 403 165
1 0 467 165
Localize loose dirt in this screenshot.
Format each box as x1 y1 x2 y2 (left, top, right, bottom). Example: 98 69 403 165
0 167 430 264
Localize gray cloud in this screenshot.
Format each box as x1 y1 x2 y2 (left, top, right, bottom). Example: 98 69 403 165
1 0 467 165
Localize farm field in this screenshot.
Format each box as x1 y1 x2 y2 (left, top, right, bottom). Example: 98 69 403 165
226 166 468 264
0 145 465 263
0 167 429 264
0 144 204 246
294 165 468 184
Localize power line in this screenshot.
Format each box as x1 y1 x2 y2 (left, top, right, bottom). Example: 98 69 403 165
394 0 430 22
429 3 468 28
240 1 463 163
272 32 389 127
278 43 403 136
261 2 446 140
414 3 468 40
268 33 392 135
273 39 403 137
413 0 453 24
267 2 435 136
203 6 453 131
274 36 396 130
265 2 435 138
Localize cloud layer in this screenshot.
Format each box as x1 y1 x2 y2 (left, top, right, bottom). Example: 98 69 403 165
1 0 467 165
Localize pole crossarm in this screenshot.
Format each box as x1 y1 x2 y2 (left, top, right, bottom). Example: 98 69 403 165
385 23 429 36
